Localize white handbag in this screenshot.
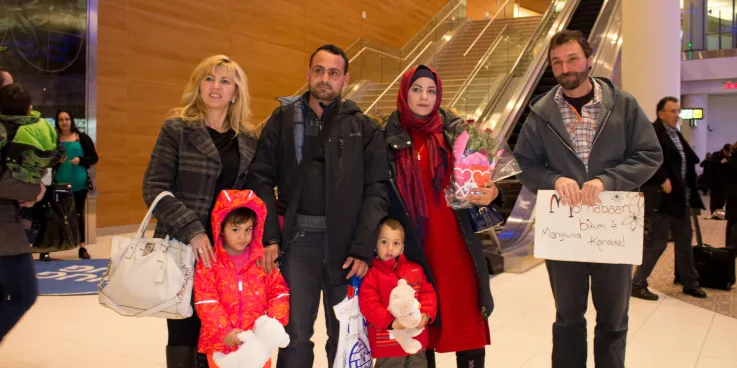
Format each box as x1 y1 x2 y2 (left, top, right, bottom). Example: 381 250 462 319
98 191 196 319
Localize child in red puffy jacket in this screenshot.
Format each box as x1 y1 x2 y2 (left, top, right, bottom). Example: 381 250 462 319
358 218 437 367
194 190 290 368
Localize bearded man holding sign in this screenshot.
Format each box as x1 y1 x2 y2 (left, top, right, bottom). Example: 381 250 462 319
512 30 663 368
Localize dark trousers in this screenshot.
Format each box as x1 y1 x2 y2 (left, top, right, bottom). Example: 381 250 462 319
276 226 348 368
426 348 486 368
0 253 38 342
73 189 88 243
710 188 726 213
546 260 631 368
375 351 428 368
633 209 699 290
726 197 736 247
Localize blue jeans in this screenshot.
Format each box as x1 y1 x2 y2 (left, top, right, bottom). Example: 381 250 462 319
276 226 348 368
0 253 38 342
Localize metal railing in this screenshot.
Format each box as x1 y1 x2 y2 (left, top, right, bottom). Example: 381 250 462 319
401 0 466 59
448 25 509 107
463 0 512 57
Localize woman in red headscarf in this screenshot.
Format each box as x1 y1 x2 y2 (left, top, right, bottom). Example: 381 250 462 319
382 65 501 367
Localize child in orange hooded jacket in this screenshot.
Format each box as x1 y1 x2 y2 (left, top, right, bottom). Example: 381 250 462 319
194 190 289 367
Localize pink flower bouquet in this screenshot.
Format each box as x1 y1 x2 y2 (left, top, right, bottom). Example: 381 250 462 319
445 120 521 209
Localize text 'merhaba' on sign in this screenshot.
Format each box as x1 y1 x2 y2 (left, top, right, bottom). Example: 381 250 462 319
534 190 645 265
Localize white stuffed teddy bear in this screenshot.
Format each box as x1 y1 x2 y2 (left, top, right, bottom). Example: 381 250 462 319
212 315 290 368
387 279 424 354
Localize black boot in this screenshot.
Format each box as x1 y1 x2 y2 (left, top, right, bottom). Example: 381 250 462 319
456 348 485 368
426 349 437 368
78 247 91 260
196 352 210 368
166 346 197 368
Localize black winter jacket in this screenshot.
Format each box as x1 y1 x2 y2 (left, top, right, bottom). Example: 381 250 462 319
383 109 501 324
643 120 704 218
247 95 389 285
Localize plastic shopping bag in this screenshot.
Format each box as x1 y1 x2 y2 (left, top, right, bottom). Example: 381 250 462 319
333 276 373 368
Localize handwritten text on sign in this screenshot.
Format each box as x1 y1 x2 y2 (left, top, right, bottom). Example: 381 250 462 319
534 190 645 265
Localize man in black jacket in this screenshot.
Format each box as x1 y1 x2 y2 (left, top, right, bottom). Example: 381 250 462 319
247 44 389 368
710 143 732 217
632 97 707 300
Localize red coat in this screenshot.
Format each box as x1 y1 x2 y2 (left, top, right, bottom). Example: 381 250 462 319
194 190 290 356
358 254 437 358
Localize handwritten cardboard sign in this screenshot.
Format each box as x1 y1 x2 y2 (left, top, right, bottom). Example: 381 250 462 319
534 190 645 265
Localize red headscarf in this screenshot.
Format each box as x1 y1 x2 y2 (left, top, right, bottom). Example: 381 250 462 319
395 65 451 233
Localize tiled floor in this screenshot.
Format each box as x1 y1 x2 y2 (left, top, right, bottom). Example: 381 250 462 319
1 233 736 368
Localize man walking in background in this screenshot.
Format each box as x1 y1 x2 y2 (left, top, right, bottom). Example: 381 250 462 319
632 96 707 301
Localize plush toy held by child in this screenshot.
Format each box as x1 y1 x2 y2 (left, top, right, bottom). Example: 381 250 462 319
194 190 290 368
358 217 437 367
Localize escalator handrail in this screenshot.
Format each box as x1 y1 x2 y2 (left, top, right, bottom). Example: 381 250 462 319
483 0 582 140
589 0 622 78
401 0 466 58
463 0 512 57
474 0 567 126
447 24 509 107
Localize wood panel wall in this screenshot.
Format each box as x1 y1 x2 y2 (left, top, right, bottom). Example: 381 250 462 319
96 0 449 227
466 0 549 20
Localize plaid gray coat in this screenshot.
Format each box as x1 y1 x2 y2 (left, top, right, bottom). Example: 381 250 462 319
142 119 257 243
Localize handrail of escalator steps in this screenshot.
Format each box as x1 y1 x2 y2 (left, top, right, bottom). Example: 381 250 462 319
448 24 509 108
586 0 611 52
471 0 561 127
590 0 622 78
463 0 512 57
365 41 436 114
401 0 466 59
682 48 737 60
480 0 582 139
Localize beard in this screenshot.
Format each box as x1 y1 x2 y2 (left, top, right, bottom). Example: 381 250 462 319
555 69 589 91
309 82 341 101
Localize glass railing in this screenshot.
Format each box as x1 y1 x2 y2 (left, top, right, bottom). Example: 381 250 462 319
682 0 736 51
400 0 468 66
475 0 579 136
589 0 622 78
447 25 529 120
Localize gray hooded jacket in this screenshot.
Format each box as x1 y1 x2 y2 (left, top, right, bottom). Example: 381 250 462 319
513 77 663 192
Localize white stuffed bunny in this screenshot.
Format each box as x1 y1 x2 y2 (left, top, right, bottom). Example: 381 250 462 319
212 315 290 368
387 279 424 354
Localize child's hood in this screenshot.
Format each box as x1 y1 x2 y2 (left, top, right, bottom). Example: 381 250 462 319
1 112 57 151
211 190 267 257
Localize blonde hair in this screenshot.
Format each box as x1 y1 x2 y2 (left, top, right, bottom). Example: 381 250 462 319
167 55 257 136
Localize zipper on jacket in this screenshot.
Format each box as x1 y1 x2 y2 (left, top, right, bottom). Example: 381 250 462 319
547 124 587 173
590 109 613 152
237 273 243 329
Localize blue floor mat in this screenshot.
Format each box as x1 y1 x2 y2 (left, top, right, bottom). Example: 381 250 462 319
35 259 109 296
